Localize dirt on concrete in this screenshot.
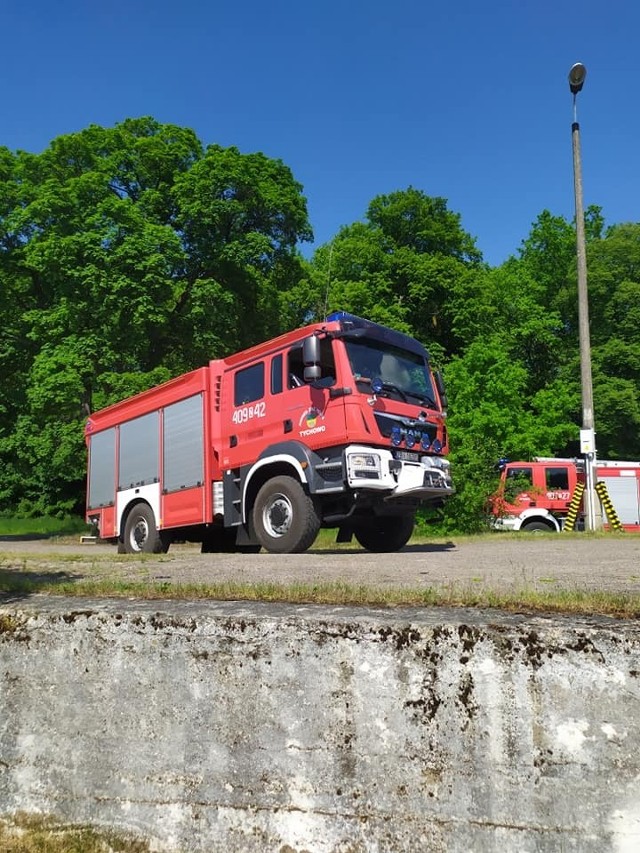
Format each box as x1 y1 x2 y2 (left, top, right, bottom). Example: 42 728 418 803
1 535 639 595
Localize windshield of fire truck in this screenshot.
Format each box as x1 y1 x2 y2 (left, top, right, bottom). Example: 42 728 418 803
344 338 438 409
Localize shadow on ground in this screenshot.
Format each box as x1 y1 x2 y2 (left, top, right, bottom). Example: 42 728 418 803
0 568 81 603
309 541 457 555
0 534 53 542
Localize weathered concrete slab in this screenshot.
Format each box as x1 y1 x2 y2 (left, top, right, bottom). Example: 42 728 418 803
1 596 640 852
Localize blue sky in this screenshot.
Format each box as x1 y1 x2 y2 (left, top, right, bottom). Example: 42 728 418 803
4 0 638 266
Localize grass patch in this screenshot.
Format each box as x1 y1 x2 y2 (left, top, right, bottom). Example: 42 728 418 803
0 812 149 852
2 572 638 619
0 613 26 634
0 515 89 538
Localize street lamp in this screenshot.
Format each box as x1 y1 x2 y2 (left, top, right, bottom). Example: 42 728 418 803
568 62 602 531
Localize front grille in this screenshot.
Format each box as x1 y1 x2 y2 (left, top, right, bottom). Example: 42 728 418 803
374 412 437 446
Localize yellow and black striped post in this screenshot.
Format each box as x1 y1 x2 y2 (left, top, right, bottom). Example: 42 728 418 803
594 481 624 531
564 481 585 532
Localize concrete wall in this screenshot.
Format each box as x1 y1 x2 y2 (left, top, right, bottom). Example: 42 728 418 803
1 597 640 853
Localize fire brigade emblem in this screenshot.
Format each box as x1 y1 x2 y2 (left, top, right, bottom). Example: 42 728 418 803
299 407 325 436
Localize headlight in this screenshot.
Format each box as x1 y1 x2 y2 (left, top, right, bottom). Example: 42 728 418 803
347 452 382 479
423 456 450 473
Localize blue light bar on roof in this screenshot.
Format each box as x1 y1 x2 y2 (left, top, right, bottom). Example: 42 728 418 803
325 312 429 359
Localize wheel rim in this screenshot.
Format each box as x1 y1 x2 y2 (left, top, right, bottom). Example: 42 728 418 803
130 516 149 551
262 493 293 538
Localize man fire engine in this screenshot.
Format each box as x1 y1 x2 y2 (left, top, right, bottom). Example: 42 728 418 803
85 312 453 554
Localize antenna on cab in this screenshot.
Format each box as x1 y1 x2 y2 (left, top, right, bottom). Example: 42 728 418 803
323 241 334 322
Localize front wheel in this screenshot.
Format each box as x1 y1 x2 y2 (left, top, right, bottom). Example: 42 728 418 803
520 521 555 533
354 514 415 553
122 503 167 554
252 475 320 554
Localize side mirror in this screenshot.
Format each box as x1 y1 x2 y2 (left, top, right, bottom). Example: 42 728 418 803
434 370 448 410
303 335 322 382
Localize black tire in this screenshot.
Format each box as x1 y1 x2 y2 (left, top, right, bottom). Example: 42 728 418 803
123 503 167 554
354 515 415 553
521 521 554 533
252 475 320 554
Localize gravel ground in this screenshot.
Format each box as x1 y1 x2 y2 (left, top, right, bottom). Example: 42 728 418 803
1 535 639 595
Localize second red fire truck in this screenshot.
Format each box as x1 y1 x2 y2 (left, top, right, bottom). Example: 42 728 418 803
492 457 640 532
85 312 453 554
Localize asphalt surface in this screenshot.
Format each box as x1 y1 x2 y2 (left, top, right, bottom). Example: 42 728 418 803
1 535 639 595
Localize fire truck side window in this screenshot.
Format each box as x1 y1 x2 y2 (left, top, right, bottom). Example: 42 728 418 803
546 467 569 490
271 354 283 395
287 339 336 389
234 362 264 405
506 467 533 485
504 467 533 502
319 338 336 382
288 347 305 388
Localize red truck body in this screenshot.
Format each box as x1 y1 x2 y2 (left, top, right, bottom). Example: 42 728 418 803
492 458 640 532
85 313 453 554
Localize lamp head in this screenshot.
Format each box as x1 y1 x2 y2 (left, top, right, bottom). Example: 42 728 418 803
569 63 587 94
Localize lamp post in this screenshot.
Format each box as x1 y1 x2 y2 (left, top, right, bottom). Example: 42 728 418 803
568 62 601 531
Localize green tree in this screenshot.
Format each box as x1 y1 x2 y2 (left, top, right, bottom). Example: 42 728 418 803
172 144 312 354
283 188 483 364
583 223 640 458
0 118 312 514
519 206 603 306
443 328 577 533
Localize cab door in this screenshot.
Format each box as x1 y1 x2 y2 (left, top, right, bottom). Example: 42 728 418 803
501 465 535 514
283 338 348 451
542 465 573 513
221 337 348 473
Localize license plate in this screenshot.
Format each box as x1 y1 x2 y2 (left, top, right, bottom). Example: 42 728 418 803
393 450 420 462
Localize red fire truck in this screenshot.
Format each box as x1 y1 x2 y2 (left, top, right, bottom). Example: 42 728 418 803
85 312 453 554
492 457 640 532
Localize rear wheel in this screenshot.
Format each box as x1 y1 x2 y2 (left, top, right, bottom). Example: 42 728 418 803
252 475 320 553
123 504 167 554
353 515 415 553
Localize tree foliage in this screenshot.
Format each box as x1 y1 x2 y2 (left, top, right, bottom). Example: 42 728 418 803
0 118 311 514
281 187 483 365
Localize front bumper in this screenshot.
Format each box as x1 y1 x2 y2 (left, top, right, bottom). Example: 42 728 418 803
344 444 454 502
491 516 519 531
